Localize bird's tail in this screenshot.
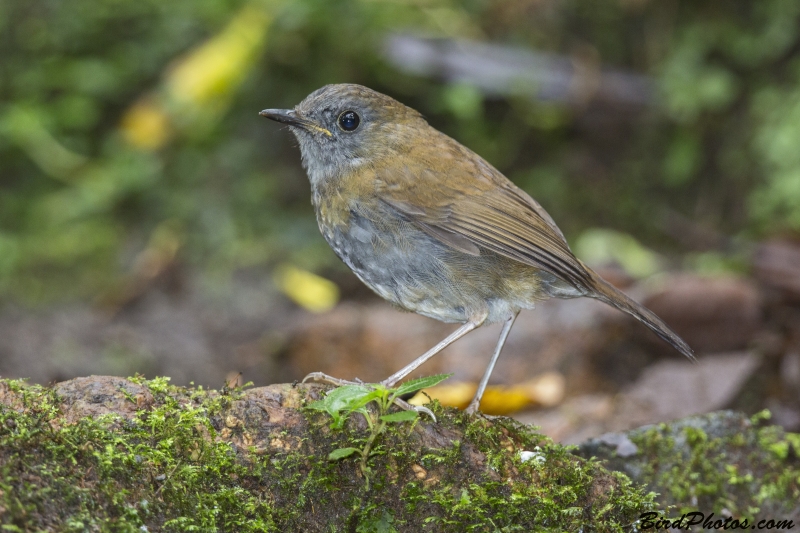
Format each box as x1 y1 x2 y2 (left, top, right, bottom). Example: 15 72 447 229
583 266 696 362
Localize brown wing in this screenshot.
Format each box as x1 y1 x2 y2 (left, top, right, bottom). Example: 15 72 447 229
374 132 593 290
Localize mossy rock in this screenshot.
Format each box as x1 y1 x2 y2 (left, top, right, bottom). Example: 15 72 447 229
4 377 798 531
0 376 649 532
578 411 800 522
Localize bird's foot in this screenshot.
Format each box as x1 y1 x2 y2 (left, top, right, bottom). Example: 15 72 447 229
301 372 364 387
464 400 481 415
302 372 436 421
464 401 500 419
392 397 437 422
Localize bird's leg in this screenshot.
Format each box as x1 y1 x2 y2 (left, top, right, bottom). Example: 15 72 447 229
302 313 486 420
379 312 487 388
464 311 519 415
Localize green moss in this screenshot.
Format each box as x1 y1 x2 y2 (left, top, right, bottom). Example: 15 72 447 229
581 411 800 520
0 377 655 531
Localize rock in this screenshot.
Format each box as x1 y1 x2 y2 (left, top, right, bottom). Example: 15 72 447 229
578 411 800 518
514 352 760 444
754 239 800 301
612 351 761 428
3 376 798 528
514 393 616 444
54 375 154 424
0 375 648 532
639 275 762 353
595 432 638 457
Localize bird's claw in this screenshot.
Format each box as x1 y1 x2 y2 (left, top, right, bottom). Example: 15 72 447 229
391 396 436 422
301 372 361 387
464 401 480 415
412 404 436 422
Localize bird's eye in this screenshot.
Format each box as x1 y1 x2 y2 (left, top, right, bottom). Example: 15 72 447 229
337 110 360 132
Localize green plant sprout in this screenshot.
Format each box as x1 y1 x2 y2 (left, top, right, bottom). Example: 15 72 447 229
306 374 451 489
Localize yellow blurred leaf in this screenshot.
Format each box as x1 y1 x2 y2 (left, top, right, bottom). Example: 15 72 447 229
119 99 172 150
274 264 340 313
167 4 272 106
478 388 532 416
517 372 566 407
409 382 475 410
408 372 565 416
118 3 273 150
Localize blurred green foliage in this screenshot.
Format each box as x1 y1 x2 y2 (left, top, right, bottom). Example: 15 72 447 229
1 0 800 304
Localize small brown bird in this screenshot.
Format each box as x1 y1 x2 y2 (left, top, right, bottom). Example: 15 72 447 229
261 84 694 414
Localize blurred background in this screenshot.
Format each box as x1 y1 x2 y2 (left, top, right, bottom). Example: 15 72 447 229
2 0 800 441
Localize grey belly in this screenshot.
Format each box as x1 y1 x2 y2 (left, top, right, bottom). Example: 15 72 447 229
317 210 537 324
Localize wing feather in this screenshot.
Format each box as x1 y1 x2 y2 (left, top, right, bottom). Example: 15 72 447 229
373 136 593 290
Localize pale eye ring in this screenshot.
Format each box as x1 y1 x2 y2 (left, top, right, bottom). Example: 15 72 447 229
337 110 360 132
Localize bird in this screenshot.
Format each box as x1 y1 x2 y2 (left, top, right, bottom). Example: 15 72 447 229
260 84 694 414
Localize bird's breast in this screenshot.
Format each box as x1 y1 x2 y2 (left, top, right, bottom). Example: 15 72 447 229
312 194 397 292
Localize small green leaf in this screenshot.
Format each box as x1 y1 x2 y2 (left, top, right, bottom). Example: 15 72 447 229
380 410 419 423
308 385 373 415
324 385 374 411
328 447 359 460
305 399 327 412
393 374 452 397
309 384 389 429
343 389 385 412
329 412 345 430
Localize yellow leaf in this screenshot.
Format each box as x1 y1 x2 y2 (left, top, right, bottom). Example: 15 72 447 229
408 382 475 410
119 98 172 150
478 387 532 416
117 3 274 150
408 372 565 416
167 4 272 106
273 264 340 313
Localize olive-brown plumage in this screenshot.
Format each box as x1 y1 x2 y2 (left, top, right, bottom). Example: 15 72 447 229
261 84 694 414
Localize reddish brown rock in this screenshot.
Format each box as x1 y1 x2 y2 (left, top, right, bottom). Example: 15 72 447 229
640 275 762 353
754 239 800 301
54 375 154 423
